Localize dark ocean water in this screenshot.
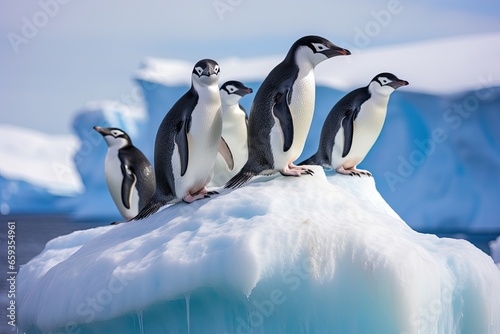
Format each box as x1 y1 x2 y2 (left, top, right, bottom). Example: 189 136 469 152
0 215 498 333
0 215 107 333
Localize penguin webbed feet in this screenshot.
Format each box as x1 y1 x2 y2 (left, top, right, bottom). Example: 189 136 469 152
336 166 372 177
201 190 219 200
280 164 315 177
303 169 315 176
183 187 217 203
349 170 372 177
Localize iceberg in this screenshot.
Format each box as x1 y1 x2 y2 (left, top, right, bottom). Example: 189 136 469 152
0 125 83 214
17 167 500 333
490 236 500 266
0 125 83 196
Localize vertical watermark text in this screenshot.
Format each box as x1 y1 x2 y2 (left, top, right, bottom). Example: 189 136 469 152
6 221 17 330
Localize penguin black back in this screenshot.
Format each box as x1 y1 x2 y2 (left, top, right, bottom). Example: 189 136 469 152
134 59 222 219
134 87 199 220
94 126 156 221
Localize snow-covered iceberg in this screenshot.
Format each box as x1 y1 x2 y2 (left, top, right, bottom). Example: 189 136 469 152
17 168 500 333
491 236 500 267
0 125 83 214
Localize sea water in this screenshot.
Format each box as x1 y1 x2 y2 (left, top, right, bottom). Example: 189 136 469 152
0 215 106 333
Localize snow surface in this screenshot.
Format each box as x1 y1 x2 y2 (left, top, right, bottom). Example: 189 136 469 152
18 168 500 333
136 32 500 95
0 125 83 197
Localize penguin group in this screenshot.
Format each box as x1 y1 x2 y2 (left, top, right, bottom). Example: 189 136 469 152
94 35 409 222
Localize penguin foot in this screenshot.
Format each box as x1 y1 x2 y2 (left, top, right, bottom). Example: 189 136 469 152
336 166 372 177
183 193 207 203
280 164 314 177
183 187 214 203
303 169 315 176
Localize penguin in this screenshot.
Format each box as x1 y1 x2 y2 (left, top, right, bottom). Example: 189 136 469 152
210 80 253 187
299 73 409 176
93 126 155 220
225 35 350 189
134 59 232 220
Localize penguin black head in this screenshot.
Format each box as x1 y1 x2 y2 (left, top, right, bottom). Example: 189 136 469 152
93 126 132 148
369 73 409 95
220 81 253 97
192 59 220 85
288 35 351 66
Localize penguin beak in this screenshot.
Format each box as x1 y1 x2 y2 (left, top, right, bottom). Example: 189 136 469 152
93 126 111 136
323 45 351 58
202 68 212 76
389 80 409 89
239 87 253 96
202 64 220 77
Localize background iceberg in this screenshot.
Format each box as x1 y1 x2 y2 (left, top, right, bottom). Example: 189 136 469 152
17 168 500 333
0 125 83 215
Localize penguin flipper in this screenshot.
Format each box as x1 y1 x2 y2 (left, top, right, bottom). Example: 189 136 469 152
121 164 137 210
341 108 358 158
219 137 234 170
175 116 191 176
272 89 294 152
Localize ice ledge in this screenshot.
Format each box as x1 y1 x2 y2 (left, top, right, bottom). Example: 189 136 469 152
18 167 500 333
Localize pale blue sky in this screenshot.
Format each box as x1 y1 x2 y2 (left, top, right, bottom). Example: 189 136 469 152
1 0 500 134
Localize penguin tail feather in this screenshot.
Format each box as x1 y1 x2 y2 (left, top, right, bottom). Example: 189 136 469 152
132 196 174 221
224 170 257 189
297 154 318 166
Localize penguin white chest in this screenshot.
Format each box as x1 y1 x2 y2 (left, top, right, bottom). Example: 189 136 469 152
271 69 316 168
173 91 222 197
221 106 248 167
333 96 388 169
211 106 248 186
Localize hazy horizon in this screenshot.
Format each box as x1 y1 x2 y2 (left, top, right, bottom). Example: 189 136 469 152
1 0 500 134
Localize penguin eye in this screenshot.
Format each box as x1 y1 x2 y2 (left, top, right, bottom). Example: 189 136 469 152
194 66 204 76
378 77 391 85
213 65 220 74
111 130 124 137
226 85 237 93
311 43 328 53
